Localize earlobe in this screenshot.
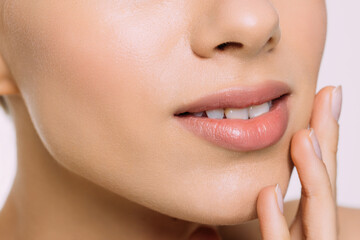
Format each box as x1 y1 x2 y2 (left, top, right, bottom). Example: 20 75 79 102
0 54 20 95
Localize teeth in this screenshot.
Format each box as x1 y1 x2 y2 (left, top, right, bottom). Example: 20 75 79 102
192 112 204 117
224 108 249 120
205 109 225 119
248 102 270 119
202 101 272 119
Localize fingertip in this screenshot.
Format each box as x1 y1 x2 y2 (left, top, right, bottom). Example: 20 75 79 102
309 128 322 160
290 129 312 162
291 128 323 162
257 185 277 216
257 184 285 220
275 184 284 214
257 185 290 239
311 85 339 130
331 85 342 122
315 85 336 101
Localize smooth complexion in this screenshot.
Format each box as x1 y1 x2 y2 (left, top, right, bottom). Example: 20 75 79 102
0 0 337 239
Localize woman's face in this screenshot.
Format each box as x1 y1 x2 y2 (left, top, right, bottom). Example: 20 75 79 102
0 0 326 224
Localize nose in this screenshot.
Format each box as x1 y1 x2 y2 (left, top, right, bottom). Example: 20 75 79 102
189 0 281 59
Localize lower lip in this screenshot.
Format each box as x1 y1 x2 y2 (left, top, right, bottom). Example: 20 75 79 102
174 95 290 152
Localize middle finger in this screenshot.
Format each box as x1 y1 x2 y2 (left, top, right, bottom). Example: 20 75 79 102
290 128 337 239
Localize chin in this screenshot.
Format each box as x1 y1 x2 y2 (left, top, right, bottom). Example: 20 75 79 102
136 164 293 226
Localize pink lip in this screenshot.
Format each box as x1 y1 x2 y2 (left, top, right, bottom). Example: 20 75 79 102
174 80 291 152
174 80 290 114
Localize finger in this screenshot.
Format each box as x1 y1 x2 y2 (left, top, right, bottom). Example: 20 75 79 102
257 184 290 240
310 85 342 198
290 129 337 239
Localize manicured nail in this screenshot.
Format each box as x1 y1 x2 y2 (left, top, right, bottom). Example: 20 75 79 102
309 128 322 160
275 184 284 214
331 85 342 122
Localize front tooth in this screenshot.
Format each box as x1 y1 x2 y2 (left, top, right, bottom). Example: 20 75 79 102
206 109 225 119
193 112 204 117
224 108 249 119
249 102 270 119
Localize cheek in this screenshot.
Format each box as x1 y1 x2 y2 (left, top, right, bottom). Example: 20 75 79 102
4 1 177 156
279 0 327 75
275 0 327 131
4 2 218 219
3 1 186 191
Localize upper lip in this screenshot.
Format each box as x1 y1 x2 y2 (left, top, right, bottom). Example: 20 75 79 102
174 80 291 115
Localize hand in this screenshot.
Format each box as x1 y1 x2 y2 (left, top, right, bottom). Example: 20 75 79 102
257 85 342 239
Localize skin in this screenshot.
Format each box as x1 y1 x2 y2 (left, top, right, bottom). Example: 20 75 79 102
0 0 359 239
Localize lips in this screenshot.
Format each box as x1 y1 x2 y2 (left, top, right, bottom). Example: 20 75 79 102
173 80 291 152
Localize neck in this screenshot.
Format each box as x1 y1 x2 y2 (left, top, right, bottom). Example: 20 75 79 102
0 96 198 240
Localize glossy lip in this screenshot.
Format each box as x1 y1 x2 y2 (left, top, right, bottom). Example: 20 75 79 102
174 80 291 115
173 80 291 152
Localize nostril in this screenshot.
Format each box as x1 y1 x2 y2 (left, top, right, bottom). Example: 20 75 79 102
217 42 230 50
216 41 243 51
266 36 278 52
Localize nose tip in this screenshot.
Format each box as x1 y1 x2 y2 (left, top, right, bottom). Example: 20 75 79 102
190 0 281 59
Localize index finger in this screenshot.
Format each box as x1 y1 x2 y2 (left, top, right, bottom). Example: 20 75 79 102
309 85 342 198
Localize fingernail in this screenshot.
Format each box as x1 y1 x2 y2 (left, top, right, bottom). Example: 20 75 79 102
309 128 322 160
331 85 342 122
275 184 284 214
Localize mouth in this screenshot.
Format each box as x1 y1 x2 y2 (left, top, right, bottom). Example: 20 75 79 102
173 80 291 152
